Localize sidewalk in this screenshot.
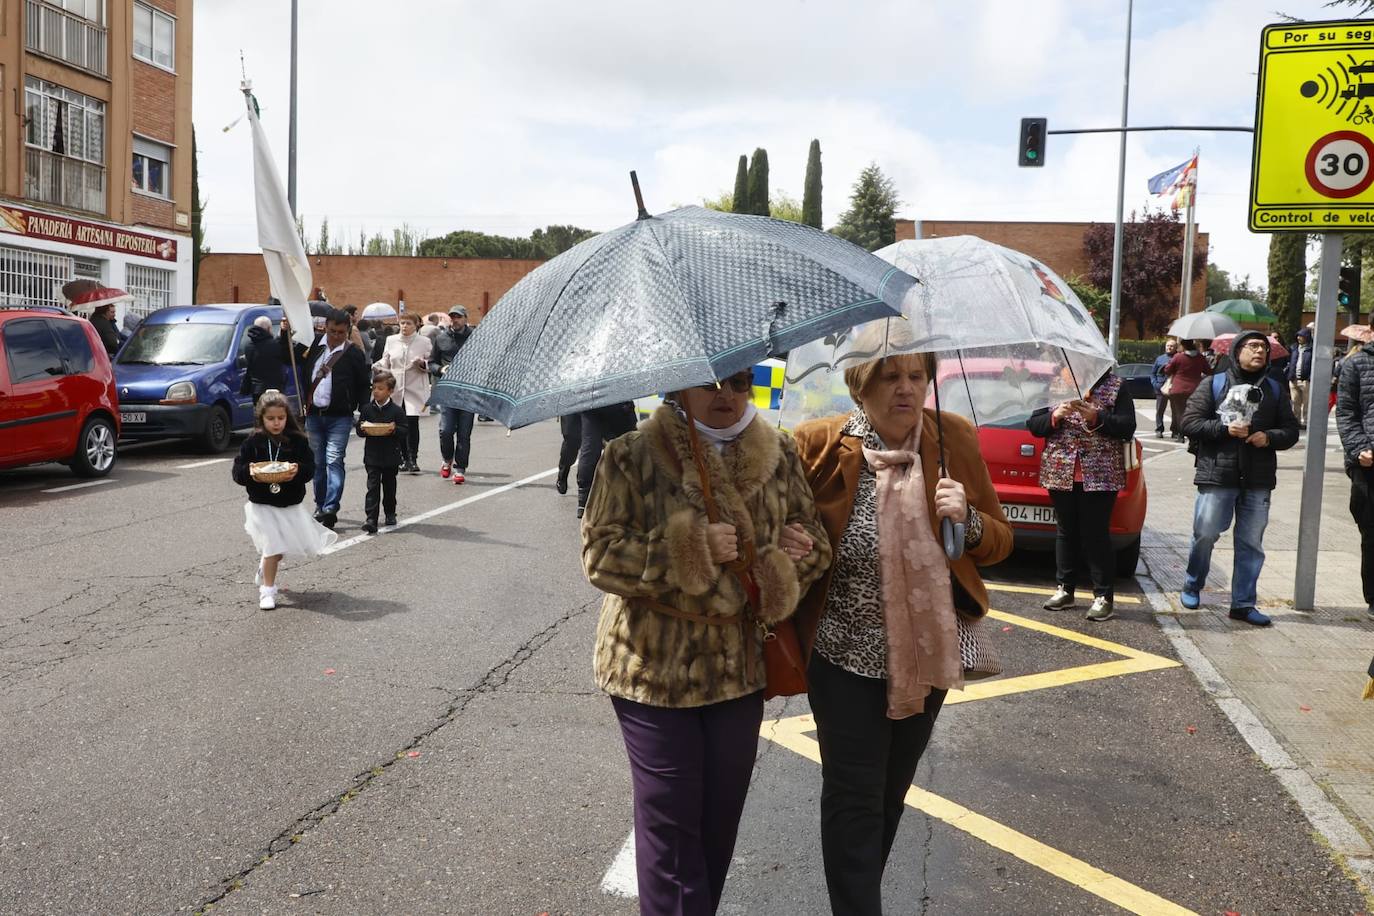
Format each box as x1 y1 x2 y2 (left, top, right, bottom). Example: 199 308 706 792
1139 418 1374 889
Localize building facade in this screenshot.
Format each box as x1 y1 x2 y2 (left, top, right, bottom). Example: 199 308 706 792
0 0 192 318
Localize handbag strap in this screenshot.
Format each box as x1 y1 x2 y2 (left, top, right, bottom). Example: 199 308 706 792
306 347 347 407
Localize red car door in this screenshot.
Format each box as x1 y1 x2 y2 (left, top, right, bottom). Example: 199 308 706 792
0 317 71 459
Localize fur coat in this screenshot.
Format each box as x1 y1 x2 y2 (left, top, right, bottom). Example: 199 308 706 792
582 405 832 708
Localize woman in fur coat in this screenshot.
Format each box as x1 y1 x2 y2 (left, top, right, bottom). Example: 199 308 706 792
582 371 831 916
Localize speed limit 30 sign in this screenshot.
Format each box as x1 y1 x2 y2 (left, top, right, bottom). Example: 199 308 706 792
1251 21 1374 230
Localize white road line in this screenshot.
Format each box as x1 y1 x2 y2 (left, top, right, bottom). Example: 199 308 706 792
42 479 115 494
321 466 559 554
600 830 638 898
176 458 231 469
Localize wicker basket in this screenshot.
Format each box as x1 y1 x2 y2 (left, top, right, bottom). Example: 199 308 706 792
360 421 396 437
249 461 296 484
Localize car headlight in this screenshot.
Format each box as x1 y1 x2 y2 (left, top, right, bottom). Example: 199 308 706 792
163 381 197 403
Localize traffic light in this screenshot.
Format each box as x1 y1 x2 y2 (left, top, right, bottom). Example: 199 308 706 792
1019 117 1047 167
1339 265 1360 311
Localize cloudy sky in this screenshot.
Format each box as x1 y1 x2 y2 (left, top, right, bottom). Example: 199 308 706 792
193 0 1358 288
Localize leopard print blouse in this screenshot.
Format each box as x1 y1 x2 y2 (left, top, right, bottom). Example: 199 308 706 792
814 412 888 679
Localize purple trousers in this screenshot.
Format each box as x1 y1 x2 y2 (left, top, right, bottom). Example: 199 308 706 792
611 691 765 916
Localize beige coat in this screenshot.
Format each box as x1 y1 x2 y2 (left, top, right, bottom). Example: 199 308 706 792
582 405 832 708
374 332 433 416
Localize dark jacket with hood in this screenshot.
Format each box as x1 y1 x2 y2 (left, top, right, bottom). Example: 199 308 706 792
243 325 286 394
232 431 315 507
1287 337 1314 381
89 313 122 356
1181 330 1299 491
428 324 473 376
1337 342 1374 472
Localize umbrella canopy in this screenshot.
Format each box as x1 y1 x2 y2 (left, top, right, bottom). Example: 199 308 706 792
1205 298 1277 324
1341 324 1374 344
431 205 915 427
66 286 134 316
1210 332 1288 360
780 236 1116 428
1168 310 1240 340
362 302 398 320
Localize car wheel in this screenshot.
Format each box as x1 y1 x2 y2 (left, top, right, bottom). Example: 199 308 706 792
71 415 117 478
199 404 232 453
1115 535 1141 578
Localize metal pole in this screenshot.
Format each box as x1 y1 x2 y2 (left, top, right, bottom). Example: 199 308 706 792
287 0 298 217
1107 0 1134 357
1178 194 1196 317
1295 232 1342 610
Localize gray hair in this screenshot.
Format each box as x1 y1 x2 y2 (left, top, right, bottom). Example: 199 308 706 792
253 316 272 331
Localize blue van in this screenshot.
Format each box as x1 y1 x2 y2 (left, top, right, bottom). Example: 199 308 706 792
113 304 301 452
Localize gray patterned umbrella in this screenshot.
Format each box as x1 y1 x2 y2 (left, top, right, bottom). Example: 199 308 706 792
431 204 915 428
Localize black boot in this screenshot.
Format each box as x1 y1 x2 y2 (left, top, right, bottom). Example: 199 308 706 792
555 469 569 495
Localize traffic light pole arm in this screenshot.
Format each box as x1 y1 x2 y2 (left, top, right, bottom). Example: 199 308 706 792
1046 125 1255 134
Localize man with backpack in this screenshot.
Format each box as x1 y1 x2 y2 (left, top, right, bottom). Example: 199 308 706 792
1179 330 1300 626
1336 335 1374 622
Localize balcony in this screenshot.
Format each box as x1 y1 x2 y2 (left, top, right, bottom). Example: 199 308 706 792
25 147 105 215
25 0 108 78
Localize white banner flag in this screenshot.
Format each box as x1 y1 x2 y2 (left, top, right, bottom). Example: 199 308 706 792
245 90 314 347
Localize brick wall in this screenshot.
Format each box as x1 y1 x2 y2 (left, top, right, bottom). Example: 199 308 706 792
896 219 1209 339
131 62 176 142
197 254 547 318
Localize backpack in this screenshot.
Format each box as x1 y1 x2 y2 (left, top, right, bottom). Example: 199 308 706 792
1185 374 1282 454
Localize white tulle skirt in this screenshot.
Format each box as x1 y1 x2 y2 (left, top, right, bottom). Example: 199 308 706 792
243 502 338 559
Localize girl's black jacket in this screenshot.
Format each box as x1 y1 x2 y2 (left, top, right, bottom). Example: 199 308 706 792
231 432 315 507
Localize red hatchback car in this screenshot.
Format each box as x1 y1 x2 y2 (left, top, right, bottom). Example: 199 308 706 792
933 360 1147 577
0 306 121 477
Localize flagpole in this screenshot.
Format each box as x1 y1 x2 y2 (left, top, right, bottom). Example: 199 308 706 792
1178 182 1196 317
1107 0 1134 358
288 0 298 217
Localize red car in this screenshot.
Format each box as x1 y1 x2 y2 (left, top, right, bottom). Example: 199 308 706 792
0 306 121 477
932 360 1147 577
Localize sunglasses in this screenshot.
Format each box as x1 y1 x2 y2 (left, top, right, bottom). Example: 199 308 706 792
698 373 753 394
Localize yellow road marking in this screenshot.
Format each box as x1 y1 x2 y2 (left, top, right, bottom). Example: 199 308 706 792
985 581 1142 605
986 609 1164 658
765 715 1198 916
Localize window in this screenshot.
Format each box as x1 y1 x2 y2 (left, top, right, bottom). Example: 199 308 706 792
133 2 173 70
49 318 94 374
132 137 171 198
126 264 173 318
25 0 109 76
25 77 105 165
58 0 103 24
73 256 103 281
0 245 72 307
2 318 64 383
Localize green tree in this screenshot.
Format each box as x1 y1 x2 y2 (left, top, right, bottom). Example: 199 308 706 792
191 126 206 301
1267 232 1308 343
769 191 804 223
830 163 901 252
418 225 597 259
732 155 750 214
802 139 822 229
1082 208 1207 339
1065 274 1110 332
702 192 734 212
1206 263 1232 305
529 225 596 257
1323 1 1374 15
746 148 770 217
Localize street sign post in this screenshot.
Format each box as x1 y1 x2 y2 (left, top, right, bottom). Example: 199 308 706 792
1249 20 1367 610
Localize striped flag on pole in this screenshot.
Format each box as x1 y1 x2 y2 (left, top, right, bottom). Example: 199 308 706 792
1147 154 1198 211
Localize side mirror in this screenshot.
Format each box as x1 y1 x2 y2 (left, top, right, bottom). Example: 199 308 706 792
236 354 248 369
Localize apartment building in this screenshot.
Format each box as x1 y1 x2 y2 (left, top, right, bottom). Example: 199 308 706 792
0 0 192 317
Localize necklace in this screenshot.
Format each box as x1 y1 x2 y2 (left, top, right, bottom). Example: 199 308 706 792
266 437 283 494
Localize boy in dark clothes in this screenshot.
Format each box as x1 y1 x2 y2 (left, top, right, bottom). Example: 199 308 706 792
356 370 408 534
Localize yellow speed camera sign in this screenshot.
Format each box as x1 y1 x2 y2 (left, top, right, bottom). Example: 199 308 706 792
1252 21 1374 231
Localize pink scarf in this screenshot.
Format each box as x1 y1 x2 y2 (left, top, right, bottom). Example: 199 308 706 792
863 421 964 719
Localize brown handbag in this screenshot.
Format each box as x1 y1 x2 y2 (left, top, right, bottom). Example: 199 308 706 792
679 401 809 700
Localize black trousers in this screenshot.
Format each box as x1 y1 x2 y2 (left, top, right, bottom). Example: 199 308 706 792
1349 467 1374 606
403 417 421 464
1048 484 1119 598
364 466 398 522
576 402 638 507
557 414 581 480
808 653 946 916
1154 393 1169 433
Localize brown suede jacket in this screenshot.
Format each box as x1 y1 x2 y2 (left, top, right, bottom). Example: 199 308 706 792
582 405 832 708
791 410 1013 660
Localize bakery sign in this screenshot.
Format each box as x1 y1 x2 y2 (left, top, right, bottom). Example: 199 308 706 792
0 203 176 261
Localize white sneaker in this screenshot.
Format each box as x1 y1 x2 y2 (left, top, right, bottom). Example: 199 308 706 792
258 585 277 610
254 561 263 586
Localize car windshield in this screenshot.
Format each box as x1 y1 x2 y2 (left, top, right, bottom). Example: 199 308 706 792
934 373 1060 429
118 323 235 366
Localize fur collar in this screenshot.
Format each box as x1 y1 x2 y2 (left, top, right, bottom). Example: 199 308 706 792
643 404 781 526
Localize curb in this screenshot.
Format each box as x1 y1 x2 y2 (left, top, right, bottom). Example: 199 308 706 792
1134 568 1374 896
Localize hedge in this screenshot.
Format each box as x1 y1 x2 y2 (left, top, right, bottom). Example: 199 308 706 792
1116 339 1169 365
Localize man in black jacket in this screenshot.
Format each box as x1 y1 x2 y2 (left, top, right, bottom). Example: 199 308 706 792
242 316 286 403
284 308 371 528
429 305 476 482
1336 339 1374 621
1287 327 1314 429
1179 330 1300 626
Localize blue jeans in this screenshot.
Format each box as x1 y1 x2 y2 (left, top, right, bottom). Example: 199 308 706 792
1183 486 1272 609
437 407 474 469
305 413 352 513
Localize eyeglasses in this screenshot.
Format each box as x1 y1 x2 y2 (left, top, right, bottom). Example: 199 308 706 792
698 373 753 394
1239 341 1268 352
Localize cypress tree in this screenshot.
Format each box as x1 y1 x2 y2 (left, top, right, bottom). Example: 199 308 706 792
831 163 900 252
1267 232 1307 343
732 155 750 214
747 148 770 217
802 139 822 229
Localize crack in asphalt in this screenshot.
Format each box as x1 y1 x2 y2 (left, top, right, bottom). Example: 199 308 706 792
186 596 600 915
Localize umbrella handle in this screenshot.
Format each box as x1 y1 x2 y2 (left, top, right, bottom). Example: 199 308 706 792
941 517 965 561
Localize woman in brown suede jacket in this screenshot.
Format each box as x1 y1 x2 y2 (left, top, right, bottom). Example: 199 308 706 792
582 370 831 916
793 349 1012 916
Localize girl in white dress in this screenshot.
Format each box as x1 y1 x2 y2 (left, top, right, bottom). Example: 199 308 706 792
231 390 338 609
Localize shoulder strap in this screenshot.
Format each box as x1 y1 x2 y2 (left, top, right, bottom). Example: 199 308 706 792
1212 373 1226 401
306 347 347 404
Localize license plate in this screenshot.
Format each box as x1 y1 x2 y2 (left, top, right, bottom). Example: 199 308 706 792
1004 503 1057 526
120 411 146 424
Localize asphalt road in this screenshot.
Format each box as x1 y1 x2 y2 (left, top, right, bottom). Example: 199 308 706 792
0 416 1367 915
